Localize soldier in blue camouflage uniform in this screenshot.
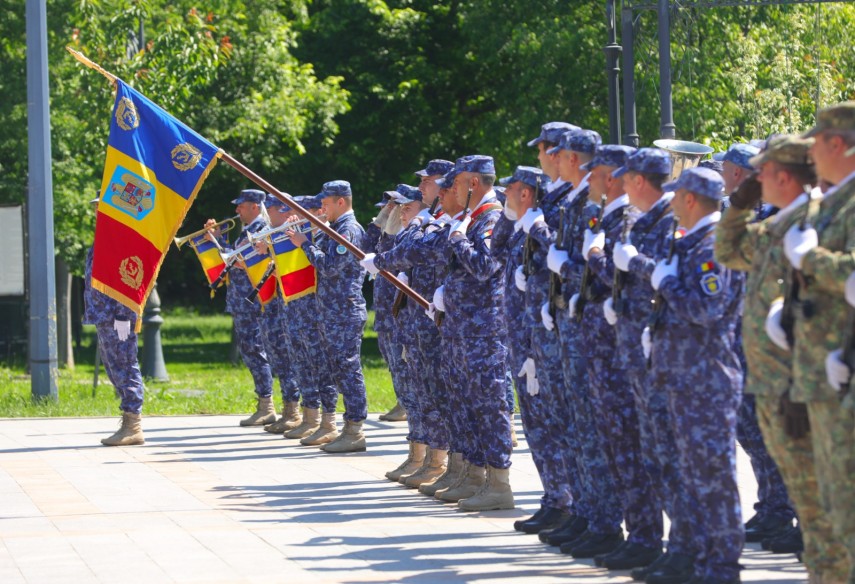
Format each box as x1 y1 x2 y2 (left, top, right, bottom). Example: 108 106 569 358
85 206 146 446
577 145 667 570
646 167 745 584
608 148 700 583
721 143 797 543
537 129 623 555
207 189 277 428
288 180 369 453
254 196 302 435
497 165 578 532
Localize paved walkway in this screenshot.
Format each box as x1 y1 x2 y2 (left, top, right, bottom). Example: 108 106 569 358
0 415 805 583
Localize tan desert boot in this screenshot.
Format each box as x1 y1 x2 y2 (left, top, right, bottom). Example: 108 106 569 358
385 441 415 481
394 443 427 482
284 407 318 439
436 463 485 502
300 411 338 445
404 448 447 488
379 402 407 422
421 452 463 496
101 412 145 446
510 414 519 448
264 401 301 434
240 396 277 427
322 420 366 453
458 466 515 511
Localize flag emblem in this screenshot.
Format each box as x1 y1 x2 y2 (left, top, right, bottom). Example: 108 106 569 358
107 169 155 220
115 97 139 130
119 256 144 289
171 143 202 171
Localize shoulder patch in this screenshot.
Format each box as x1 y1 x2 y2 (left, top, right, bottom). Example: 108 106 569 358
336 244 347 255
700 273 722 296
481 229 492 239
697 261 715 273
588 217 599 229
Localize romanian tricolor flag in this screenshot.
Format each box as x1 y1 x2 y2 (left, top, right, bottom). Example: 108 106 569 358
188 233 228 291
93 79 220 328
698 261 716 273
243 247 277 306
269 228 317 302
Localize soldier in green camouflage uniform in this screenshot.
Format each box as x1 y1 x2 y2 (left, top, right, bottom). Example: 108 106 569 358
715 134 848 582
770 102 855 583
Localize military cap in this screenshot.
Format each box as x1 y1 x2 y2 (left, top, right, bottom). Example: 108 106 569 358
316 180 352 199
547 129 602 155
231 189 266 205
505 165 547 189
698 159 724 174
722 143 760 170
456 154 496 175
527 121 581 147
373 192 392 208
435 173 454 189
802 101 855 138
263 195 291 212
749 134 814 168
494 185 507 205
612 147 672 178
415 159 454 177
581 144 637 171
297 195 323 210
663 166 725 200
386 184 423 204
498 175 513 187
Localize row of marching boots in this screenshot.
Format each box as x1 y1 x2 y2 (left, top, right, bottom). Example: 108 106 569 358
246 398 366 453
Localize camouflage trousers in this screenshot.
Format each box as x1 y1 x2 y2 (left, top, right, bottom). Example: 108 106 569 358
806 400 855 583
95 322 144 414
449 336 513 469
284 297 338 412
515 325 575 514
231 311 274 399
260 301 300 404
319 316 368 422
410 331 450 451
555 312 622 533
737 393 794 522
378 330 423 443
755 394 849 582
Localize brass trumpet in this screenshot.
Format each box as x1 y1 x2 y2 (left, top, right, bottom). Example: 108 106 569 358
174 215 239 249
247 216 325 245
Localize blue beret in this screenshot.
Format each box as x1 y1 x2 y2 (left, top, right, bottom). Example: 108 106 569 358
506 165 547 190
663 167 725 200
722 143 760 170
580 145 637 171
612 148 672 178
231 189 266 206
317 180 352 199
386 184 423 204
415 159 454 177
547 129 602 155
527 121 581 147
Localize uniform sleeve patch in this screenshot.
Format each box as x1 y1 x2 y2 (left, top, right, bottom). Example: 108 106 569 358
481 229 492 239
698 261 715 273
700 273 722 296
336 244 347 255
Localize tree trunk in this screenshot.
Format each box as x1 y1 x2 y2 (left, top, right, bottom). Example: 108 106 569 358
55 256 74 370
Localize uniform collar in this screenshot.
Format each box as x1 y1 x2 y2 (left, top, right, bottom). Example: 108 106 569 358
603 194 629 218
546 177 566 193
684 211 721 236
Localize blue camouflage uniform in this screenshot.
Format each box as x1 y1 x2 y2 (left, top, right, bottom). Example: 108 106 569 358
222 190 274 400
83 246 144 414
612 149 695 558
300 181 368 422
498 166 576 514
650 168 745 582
545 131 622 536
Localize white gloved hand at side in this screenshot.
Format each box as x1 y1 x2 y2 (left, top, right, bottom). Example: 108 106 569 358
541 302 555 331
514 265 527 292
641 326 652 360
845 272 855 308
518 357 540 396
826 348 850 392
568 292 580 319
613 242 638 272
396 271 409 286
651 256 679 290
520 208 545 234
603 297 618 325
765 298 790 351
432 286 446 312
114 319 131 342
359 253 380 275
547 244 569 275
582 229 605 261
783 223 818 270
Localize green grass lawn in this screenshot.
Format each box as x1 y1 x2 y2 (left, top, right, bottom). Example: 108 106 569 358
0 311 397 417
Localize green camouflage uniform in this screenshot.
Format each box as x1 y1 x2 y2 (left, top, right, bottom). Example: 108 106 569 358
716 189 847 581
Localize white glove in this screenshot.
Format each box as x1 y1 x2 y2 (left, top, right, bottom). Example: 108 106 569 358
425 303 436 321
514 265 527 292
517 357 539 396
783 223 818 270
411 208 433 227
582 229 605 261
765 298 790 351
383 205 403 235
359 253 380 275
603 297 618 325
432 286 446 312
448 215 472 239
396 271 409 286
504 206 518 221
651 256 679 291
568 292 580 319
641 326 652 359
114 319 131 342
547 244 569 275
541 302 555 331
520 208 545 234
372 204 393 229
845 272 855 308
826 348 850 391
613 242 638 272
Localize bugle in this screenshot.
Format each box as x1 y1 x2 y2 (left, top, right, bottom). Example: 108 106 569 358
174 216 239 249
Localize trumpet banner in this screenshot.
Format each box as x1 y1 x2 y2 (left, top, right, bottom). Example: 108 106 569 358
92 79 220 323
243 245 277 306
188 233 228 289
269 226 317 302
